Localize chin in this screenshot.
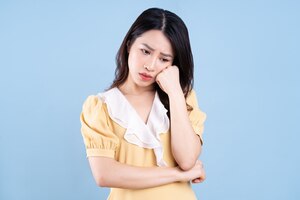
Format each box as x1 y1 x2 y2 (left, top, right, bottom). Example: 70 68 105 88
136 80 154 88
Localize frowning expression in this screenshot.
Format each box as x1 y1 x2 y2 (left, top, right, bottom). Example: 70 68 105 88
127 30 174 88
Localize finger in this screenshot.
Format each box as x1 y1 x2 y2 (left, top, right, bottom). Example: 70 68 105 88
163 65 172 71
170 65 179 71
192 178 201 184
196 177 206 183
192 179 200 183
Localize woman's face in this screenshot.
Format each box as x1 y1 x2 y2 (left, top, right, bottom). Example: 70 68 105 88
126 30 174 89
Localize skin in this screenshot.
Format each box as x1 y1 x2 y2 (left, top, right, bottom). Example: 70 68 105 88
157 66 203 171
88 30 206 189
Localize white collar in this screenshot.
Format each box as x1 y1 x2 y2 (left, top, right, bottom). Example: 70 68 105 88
97 87 170 167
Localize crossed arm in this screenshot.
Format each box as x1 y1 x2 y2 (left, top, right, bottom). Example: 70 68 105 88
88 157 204 189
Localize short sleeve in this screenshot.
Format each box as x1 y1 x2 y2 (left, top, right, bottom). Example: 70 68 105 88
186 90 207 145
80 95 119 158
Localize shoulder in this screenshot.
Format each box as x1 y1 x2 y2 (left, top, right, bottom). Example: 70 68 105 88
82 88 117 110
186 89 206 116
81 93 110 122
186 89 199 106
82 95 103 112
81 88 120 117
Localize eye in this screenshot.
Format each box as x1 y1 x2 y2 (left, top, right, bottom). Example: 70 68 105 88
160 58 170 62
141 49 150 55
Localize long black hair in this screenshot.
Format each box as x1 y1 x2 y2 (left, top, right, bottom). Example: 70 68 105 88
109 8 194 115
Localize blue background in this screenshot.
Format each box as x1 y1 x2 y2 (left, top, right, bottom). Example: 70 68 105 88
1 0 299 199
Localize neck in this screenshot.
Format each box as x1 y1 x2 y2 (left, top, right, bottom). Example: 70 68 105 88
118 82 155 96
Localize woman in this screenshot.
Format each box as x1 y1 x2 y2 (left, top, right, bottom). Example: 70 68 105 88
80 7 207 200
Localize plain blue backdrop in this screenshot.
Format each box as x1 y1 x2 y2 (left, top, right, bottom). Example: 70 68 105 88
1 0 299 200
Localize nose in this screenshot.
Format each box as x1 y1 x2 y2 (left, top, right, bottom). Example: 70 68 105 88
144 64 154 72
144 58 156 72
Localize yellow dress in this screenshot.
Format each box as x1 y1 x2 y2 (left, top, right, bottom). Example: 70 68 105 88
80 88 206 200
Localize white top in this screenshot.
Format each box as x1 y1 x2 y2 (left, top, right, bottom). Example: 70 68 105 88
97 87 170 166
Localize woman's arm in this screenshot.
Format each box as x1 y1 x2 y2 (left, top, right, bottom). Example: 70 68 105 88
88 157 205 189
156 66 202 171
168 90 201 170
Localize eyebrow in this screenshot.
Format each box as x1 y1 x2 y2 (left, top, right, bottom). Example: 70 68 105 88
142 43 173 58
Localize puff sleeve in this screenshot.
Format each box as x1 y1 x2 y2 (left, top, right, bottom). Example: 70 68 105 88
80 95 119 158
186 90 207 145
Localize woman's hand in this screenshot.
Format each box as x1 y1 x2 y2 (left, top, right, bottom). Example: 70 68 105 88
178 160 206 184
156 65 182 95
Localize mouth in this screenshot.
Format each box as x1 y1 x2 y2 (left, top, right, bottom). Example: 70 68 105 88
139 72 153 81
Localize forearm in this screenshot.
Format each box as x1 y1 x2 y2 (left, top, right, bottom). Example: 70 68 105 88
89 157 181 189
169 91 201 170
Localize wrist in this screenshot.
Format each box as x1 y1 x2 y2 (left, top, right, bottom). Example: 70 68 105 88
173 167 184 182
167 87 184 99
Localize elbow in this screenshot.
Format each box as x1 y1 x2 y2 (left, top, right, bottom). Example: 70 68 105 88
175 153 198 171
95 174 109 187
178 160 196 171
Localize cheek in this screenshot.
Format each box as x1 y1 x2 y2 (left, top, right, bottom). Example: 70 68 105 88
128 52 141 68
157 63 169 72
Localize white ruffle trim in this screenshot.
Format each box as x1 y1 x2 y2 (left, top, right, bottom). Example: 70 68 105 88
97 87 170 167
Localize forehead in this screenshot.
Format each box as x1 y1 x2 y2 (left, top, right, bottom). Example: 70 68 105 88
133 30 173 55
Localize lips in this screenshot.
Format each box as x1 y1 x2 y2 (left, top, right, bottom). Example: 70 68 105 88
139 72 153 81
139 72 152 78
